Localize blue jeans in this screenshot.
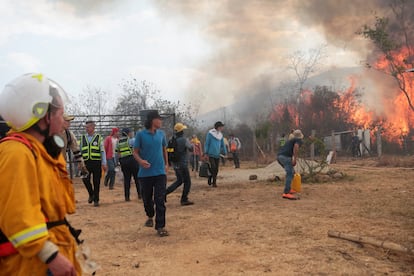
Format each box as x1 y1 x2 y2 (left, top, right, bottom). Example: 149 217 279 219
277 155 294 194
105 158 116 188
139 175 167 230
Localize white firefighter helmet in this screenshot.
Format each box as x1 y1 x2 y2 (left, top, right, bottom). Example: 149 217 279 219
0 73 69 132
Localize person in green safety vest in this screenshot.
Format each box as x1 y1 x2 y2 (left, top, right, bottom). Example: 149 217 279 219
117 128 141 201
80 120 107 207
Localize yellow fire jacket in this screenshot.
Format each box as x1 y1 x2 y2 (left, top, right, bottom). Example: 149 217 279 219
0 133 81 275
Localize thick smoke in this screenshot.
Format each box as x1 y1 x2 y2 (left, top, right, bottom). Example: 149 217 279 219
153 0 413 116
53 0 123 16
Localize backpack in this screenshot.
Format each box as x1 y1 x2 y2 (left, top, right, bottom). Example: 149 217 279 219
166 136 179 163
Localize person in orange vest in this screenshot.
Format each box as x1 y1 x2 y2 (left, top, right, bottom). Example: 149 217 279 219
0 73 81 275
228 134 241 168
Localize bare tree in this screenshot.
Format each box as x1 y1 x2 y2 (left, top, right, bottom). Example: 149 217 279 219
287 44 328 126
287 44 328 98
66 86 110 117
115 78 198 131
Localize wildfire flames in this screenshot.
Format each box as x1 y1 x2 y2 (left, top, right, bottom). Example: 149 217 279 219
343 47 414 144
271 47 413 146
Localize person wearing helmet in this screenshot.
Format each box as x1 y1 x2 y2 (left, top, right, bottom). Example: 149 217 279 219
117 127 141 201
166 122 194 206
0 73 81 275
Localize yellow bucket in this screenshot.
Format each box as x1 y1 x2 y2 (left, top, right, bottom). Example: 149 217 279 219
292 173 301 192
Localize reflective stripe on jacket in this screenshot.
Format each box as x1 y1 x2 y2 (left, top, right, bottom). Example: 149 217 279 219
117 136 132 158
81 134 102 160
0 133 81 275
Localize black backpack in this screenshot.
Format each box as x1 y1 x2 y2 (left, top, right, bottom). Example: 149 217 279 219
166 136 179 163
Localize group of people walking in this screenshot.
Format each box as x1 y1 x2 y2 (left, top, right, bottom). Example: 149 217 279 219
0 73 304 275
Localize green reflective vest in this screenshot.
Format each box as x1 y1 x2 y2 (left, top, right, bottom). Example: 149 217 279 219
117 136 132 158
81 134 102 161
279 138 286 147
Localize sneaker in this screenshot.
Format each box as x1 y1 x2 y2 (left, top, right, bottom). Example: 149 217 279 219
93 201 100 207
88 196 93 204
157 228 169 237
145 218 154 227
282 193 297 200
180 200 194 206
289 189 297 194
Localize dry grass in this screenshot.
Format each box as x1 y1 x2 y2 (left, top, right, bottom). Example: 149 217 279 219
69 159 414 275
376 155 414 167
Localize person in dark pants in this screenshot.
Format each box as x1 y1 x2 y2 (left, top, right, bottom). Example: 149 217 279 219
133 110 169 237
80 120 107 206
166 123 194 205
351 133 361 157
277 129 303 200
228 134 241 168
104 127 119 189
190 134 202 172
204 121 227 187
117 128 141 201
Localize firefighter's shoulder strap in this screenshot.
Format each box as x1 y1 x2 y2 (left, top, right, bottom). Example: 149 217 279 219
0 133 36 159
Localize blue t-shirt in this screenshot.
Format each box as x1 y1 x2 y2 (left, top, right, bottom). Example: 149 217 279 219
277 138 303 157
134 129 167 177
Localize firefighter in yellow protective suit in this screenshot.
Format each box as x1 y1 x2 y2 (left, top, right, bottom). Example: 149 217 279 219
0 74 81 275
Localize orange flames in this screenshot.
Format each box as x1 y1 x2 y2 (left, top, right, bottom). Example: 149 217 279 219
343 47 414 144
270 47 413 147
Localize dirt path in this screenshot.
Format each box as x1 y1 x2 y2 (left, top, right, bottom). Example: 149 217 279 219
69 160 414 275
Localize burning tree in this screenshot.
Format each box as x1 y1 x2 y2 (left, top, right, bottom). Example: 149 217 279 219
359 0 414 112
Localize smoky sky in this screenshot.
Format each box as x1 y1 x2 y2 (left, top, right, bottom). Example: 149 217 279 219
152 0 413 114
53 0 413 114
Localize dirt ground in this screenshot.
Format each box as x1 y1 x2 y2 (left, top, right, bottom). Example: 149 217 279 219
68 158 414 276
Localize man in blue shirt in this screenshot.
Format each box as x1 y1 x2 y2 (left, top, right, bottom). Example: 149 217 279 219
204 121 227 187
133 110 169 237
